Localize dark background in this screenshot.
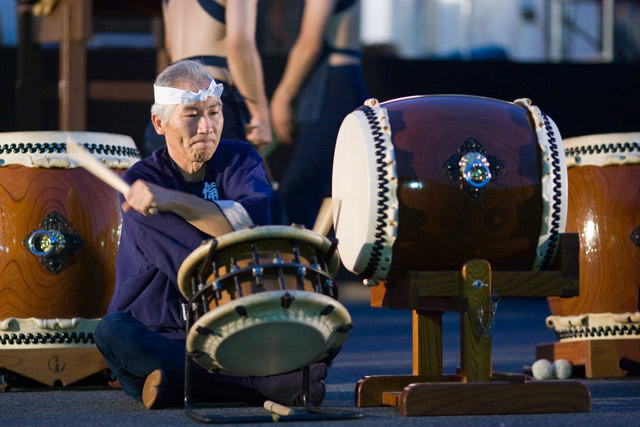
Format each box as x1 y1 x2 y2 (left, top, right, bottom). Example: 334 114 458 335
1 0 638 181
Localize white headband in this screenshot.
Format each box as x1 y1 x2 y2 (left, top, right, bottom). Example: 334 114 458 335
153 78 223 104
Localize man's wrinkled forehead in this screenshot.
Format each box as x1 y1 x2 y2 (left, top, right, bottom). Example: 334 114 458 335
154 78 223 105
180 97 223 111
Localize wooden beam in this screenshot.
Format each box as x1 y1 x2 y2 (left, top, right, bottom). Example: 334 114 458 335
370 233 580 311
59 1 86 130
89 80 154 102
32 0 91 43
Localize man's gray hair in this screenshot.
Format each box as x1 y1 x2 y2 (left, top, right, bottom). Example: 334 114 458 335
150 60 214 123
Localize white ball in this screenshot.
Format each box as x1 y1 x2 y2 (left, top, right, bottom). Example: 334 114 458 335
532 359 554 380
552 359 573 379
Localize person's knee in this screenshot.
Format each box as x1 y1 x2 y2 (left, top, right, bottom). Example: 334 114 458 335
94 312 130 348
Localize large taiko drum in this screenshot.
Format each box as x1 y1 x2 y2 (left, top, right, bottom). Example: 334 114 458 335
546 132 640 341
332 96 568 283
177 225 352 377
0 131 139 348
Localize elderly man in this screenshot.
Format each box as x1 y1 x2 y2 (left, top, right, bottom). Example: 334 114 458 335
94 60 326 410
143 0 271 155
144 0 287 224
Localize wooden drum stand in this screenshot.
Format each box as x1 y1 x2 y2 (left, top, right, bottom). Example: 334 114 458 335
537 337 640 379
355 233 591 416
0 337 107 389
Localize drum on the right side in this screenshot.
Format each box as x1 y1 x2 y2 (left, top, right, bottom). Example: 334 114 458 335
547 132 640 340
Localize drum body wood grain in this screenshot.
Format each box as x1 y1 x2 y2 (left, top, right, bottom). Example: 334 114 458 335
332 96 568 282
0 131 139 321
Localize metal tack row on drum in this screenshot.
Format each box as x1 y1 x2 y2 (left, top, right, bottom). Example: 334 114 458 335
0 131 140 354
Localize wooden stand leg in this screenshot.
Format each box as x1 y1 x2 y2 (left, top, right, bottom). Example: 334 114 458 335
460 259 492 382
413 310 443 376
355 374 461 407
356 309 459 408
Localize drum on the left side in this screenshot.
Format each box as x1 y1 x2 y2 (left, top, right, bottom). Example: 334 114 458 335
0 131 140 334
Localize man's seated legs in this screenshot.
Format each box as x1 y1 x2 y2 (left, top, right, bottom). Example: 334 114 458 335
94 312 327 409
94 312 185 402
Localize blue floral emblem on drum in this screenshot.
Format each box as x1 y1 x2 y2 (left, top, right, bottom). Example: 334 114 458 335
442 138 505 200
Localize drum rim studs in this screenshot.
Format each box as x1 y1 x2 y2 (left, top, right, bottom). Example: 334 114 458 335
280 292 295 309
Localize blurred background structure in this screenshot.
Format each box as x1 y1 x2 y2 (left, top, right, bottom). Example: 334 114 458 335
4 0 638 60
357 0 640 62
0 0 638 182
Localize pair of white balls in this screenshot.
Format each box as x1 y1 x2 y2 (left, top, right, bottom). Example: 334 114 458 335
531 358 572 380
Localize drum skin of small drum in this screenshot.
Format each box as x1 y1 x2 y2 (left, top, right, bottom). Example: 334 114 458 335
332 96 568 282
0 131 140 321
178 225 352 377
547 132 640 318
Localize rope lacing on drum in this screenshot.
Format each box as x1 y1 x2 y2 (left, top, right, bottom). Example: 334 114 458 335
564 141 640 157
554 324 640 341
356 104 390 280
0 142 140 158
0 331 95 346
538 112 562 271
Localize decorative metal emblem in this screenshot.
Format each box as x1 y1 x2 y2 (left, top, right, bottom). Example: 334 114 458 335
23 211 83 274
442 138 505 199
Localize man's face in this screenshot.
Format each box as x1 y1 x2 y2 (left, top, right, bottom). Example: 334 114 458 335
153 78 224 167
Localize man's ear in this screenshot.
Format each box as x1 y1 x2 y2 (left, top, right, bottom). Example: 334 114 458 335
151 114 165 135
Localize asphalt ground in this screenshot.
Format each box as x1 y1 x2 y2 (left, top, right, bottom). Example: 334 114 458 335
2 283 639 426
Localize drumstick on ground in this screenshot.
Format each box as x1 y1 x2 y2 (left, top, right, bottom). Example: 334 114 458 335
263 400 295 416
66 135 158 214
312 197 338 236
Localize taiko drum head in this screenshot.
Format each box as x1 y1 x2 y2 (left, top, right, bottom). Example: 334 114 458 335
187 290 351 376
332 96 568 283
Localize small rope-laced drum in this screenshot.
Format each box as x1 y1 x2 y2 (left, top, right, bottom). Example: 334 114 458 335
546 132 640 341
332 96 568 283
177 225 352 377
0 131 139 347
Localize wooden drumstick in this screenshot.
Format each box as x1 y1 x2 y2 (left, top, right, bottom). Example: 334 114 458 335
263 400 295 416
66 136 158 214
312 197 338 236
